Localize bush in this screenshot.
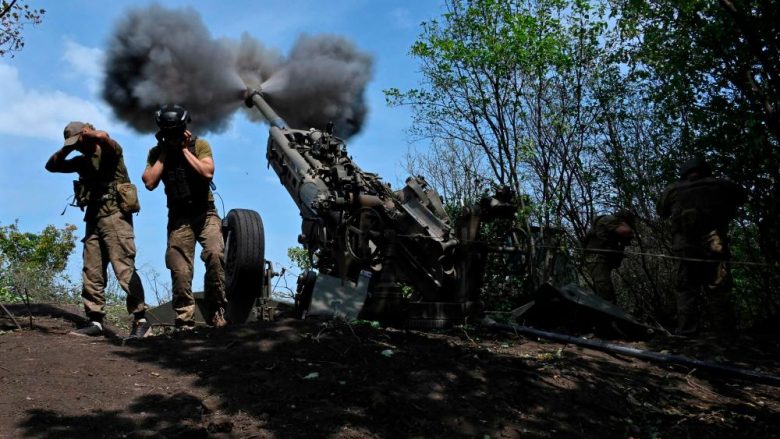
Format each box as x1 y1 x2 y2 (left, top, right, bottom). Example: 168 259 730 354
0 221 79 303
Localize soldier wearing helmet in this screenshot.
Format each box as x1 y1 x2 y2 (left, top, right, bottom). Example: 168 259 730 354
657 157 747 335
45 122 149 339
582 210 636 303
142 104 227 329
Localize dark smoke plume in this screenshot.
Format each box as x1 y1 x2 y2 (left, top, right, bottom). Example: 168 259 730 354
102 4 373 138
102 5 247 133
253 35 373 138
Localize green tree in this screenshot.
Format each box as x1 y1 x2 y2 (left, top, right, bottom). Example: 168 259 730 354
613 0 780 323
0 0 45 57
389 0 779 326
0 221 78 303
387 0 618 296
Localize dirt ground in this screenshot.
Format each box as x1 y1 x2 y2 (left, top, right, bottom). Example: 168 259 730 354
0 305 778 439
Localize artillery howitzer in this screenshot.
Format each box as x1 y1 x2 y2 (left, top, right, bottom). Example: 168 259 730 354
216 88 534 327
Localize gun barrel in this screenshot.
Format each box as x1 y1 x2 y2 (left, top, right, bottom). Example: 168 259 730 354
243 88 330 218
244 88 287 129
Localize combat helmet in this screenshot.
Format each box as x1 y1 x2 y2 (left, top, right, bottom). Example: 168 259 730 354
155 104 190 130
679 157 712 179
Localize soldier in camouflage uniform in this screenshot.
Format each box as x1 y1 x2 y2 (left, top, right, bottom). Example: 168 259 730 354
142 105 227 329
657 157 747 336
46 122 149 338
582 211 636 302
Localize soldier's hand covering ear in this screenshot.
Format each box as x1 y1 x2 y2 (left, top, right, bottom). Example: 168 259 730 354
181 130 192 150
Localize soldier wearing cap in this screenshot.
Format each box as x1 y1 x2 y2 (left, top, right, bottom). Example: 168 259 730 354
142 104 227 330
657 157 747 335
46 122 150 338
582 211 636 302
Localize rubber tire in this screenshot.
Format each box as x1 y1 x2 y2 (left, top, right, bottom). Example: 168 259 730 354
223 208 265 324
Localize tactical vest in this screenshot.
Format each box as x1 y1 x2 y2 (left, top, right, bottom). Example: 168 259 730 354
668 177 741 236
583 215 606 247
75 142 130 220
161 137 212 214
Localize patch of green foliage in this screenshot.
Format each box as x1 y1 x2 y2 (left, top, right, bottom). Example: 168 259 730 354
350 319 382 329
0 220 79 304
287 246 313 272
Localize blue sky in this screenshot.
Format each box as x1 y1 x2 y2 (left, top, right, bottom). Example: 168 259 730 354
0 0 445 302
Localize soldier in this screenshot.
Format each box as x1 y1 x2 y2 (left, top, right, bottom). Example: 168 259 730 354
46 122 150 338
142 104 227 330
582 211 635 302
657 157 747 335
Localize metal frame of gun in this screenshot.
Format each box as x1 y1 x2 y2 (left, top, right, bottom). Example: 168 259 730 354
242 88 532 327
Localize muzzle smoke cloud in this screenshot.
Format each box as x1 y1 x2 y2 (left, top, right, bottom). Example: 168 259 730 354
102 4 373 138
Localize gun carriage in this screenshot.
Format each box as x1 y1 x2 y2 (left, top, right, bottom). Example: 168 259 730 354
222 89 532 327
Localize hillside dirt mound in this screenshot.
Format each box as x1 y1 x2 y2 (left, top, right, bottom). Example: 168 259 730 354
0 304 778 438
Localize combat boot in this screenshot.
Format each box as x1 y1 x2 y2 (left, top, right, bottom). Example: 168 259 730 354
211 307 227 328
69 321 104 337
128 318 152 339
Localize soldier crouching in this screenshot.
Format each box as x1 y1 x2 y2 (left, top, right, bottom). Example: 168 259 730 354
582 211 636 303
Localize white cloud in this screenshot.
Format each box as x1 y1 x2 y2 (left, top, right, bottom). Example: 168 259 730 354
62 39 104 77
62 38 105 95
0 62 125 142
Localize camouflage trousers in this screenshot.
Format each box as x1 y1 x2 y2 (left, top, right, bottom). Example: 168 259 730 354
166 209 226 326
674 230 735 335
582 254 621 303
82 212 147 321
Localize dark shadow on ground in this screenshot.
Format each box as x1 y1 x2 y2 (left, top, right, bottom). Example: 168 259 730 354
1 302 121 337
14 317 780 438
3 303 88 326
20 394 211 439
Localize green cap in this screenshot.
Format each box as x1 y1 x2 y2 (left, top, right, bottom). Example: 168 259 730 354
63 121 88 147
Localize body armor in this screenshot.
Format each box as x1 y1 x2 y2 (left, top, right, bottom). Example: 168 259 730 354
161 137 211 212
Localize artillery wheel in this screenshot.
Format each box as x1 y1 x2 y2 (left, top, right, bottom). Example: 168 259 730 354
344 208 383 264
223 208 265 324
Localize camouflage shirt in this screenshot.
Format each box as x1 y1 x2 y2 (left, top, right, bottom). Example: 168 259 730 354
583 215 632 265
77 139 130 222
